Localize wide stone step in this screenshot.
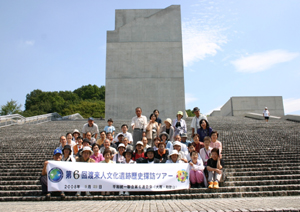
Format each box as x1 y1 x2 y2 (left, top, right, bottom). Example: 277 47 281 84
0 190 300 201
224 179 300 186
0 180 40 185
226 166 300 173
0 185 41 191
226 174 300 181
227 170 300 177
226 162 300 169
0 176 39 181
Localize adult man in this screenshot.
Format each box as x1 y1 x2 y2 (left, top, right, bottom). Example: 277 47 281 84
40 148 64 199
113 124 133 144
263 107 270 123
99 139 117 158
191 107 207 137
122 137 134 151
96 131 106 146
180 133 192 147
82 117 99 139
57 136 67 151
131 107 147 147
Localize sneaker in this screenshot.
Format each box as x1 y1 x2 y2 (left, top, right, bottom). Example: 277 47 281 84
119 191 124 195
76 191 81 196
46 193 51 200
213 181 219 189
86 191 91 196
124 191 130 195
208 182 213 189
60 192 65 199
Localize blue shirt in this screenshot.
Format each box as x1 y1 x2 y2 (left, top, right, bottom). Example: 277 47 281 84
104 125 115 133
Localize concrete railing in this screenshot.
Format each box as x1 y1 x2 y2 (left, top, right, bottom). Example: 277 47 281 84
244 112 281 120
0 112 76 128
62 113 84 120
281 114 300 122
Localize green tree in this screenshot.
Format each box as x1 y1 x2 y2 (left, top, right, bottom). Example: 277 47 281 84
73 84 105 101
0 99 22 115
62 100 105 118
186 109 195 117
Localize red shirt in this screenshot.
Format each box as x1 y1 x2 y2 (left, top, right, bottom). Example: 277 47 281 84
193 142 205 153
132 152 145 161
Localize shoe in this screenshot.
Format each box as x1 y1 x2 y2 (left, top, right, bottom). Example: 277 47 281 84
208 181 213 189
60 192 65 199
119 191 124 195
76 191 81 196
213 181 219 189
195 183 201 188
46 193 51 200
124 191 129 195
86 191 91 196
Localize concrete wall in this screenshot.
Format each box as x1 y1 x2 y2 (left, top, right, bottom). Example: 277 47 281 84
105 5 185 120
210 96 285 117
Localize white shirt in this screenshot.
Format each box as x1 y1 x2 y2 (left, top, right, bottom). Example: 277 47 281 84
166 159 184 163
82 123 99 135
113 153 125 163
172 119 187 136
113 132 133 143
263 110 270 117
131 115 147 132
121 159 136 164
191 114 207 130
199 147 212 164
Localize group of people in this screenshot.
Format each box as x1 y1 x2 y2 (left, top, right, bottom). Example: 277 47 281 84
41 107 224 198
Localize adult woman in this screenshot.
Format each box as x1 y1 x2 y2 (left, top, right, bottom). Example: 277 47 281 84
66 132 76 148
207 148 224 189
189 150 205 188
62 145 75 162
172 111 187 137
136 148 160 163
154 142 169 163
90 143 104 163
192 134 204 153
173 141 188 163
159 132 173 150
132 141 145 161
160 118 174 142
210 131 222 154
73 136 83 155
146 113 160 147
72 129 80 142
113 143 126 163
121 149 136 164
100 149 114 163
197 119 213 142
166 150 183 163
200 136 213 166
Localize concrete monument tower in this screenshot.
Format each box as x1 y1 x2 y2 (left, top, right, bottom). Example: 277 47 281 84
105 5 185 120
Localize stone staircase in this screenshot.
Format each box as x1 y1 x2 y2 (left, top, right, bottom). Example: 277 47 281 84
0 117 299 201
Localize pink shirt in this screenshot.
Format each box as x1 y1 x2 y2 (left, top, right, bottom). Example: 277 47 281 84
199 147 212 165
90 153 104 163
210 140 222 154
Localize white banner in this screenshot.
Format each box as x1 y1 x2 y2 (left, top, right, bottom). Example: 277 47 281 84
47 161 190 192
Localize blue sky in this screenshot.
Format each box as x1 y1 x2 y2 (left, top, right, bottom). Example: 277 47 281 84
0 0 299 115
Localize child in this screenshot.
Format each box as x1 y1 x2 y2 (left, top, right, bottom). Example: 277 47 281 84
207 148 224 189
189 150 205 188
132 141 145 161
104 118 115 137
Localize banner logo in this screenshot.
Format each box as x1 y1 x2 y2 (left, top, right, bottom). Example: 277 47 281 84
48 167 63 183
176 169 188 183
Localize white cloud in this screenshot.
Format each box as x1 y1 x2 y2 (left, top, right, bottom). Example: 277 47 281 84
182 1 229 67
231 50 299 73
25 40 35 46
185 93 198 106
283 98 300 114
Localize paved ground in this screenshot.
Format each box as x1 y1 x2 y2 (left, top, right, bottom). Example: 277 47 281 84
1 196 300 211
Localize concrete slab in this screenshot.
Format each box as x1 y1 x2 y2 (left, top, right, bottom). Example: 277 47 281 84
105 5 185 120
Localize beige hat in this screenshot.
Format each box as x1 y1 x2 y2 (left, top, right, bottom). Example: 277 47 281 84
164 118 172 125
136 141 143 146
80 146 93 155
